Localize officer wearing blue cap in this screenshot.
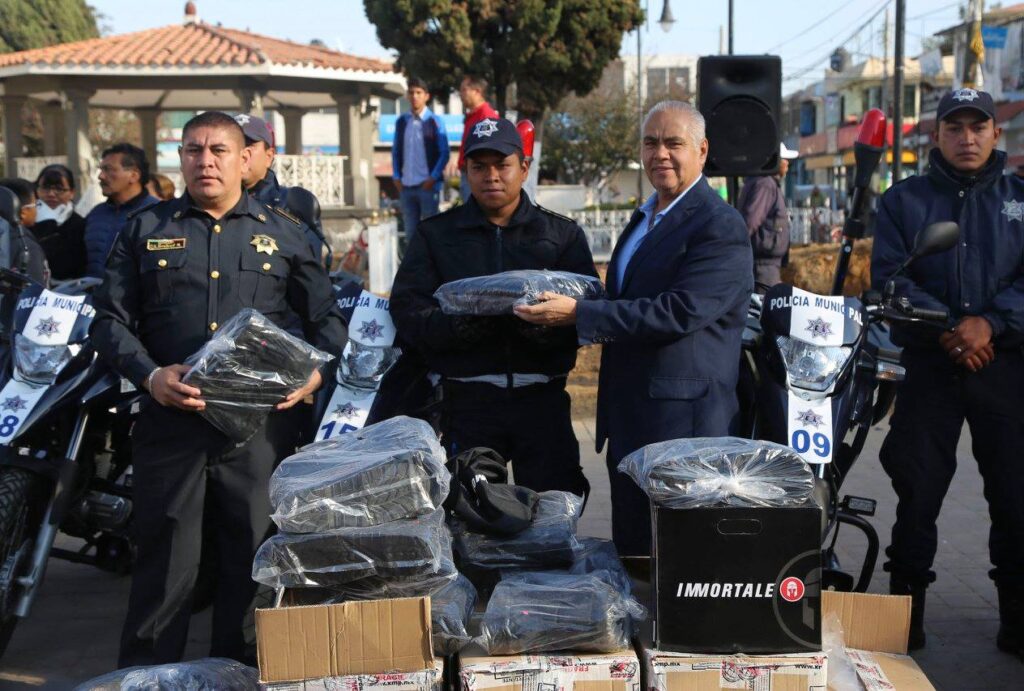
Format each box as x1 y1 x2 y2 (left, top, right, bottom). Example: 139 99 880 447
390 117 597 500
236 113 332 269
873 87 1024 657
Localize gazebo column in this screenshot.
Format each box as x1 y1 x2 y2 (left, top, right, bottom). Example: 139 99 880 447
334 92 378 208
63 89 94 195
40 102 66 156
136 108 160 173
236 88 265 117
2 95 27 178
279 107 305 155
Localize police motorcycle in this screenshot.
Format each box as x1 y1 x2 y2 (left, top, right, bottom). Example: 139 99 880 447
737 109 959 593
0 267 140 657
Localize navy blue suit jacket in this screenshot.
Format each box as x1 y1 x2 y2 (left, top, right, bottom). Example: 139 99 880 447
576 176 753 460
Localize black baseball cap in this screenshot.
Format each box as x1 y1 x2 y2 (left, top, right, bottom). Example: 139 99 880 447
233 113 275 147
464 117 523 158
937 88 996 122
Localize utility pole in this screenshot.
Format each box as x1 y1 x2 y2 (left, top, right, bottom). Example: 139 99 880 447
637 22 644 203
892 0 905 182
881 7 890 185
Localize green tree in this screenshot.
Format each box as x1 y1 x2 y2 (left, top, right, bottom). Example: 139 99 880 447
541 79 638 195
363 0 642 119
0 0 99 53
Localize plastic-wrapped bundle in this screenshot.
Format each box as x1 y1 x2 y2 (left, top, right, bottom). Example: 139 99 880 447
430 574 477 655
434 270 604 316
269 416 448 533
451 491 582 569
73 658 258 690
252 508 456 594
618 437 815 509
340 339 402 389
570 538 633 596
478 572 646 654
182 309 333 442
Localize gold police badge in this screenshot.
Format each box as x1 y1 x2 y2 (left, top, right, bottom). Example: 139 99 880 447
250 234 279 255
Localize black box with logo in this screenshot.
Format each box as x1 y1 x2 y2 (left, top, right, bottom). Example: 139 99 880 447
651 503 822 653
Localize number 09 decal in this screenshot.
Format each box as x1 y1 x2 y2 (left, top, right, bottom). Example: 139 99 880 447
790 429 831 459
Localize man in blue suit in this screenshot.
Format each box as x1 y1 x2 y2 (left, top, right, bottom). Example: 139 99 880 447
515 101 753 555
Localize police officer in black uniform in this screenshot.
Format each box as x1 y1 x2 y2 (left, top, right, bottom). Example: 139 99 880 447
91 111 346 666
872 88 1024 656
235 113 332 268
390 117 597 500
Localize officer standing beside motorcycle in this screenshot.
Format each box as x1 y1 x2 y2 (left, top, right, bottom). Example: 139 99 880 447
91 111 346 667
872 88 1024 657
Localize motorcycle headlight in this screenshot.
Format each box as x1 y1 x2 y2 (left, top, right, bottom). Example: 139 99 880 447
339 340 401 389
775 336 852 392
14 333 73 385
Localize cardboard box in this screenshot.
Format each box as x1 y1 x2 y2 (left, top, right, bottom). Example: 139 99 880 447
261 659 445 691
644 649 828 691
460 649 641 691
256 596 434 684
822 591 935 691
652 504 822 653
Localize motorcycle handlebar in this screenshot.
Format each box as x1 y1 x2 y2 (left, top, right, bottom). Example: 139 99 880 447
904 305 949 321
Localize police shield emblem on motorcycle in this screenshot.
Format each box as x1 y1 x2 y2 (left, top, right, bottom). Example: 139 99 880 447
250 234 279 255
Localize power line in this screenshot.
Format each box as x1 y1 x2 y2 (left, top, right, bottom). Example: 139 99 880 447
782 0 892 82
783 0 890 65
763 0 853 54
907 1 961 21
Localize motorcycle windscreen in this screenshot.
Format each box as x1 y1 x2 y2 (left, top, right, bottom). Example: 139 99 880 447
760 285 862 346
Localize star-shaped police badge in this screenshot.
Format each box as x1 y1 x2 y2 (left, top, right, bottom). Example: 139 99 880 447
358 319 385 343
2 395 27 412
250 234 279 256
472 119 499 138
952 88 980 102
805 316 834 340
795 409 825 429
333 402 358 420
234 113 251 126
34 316 61 338
1003 200 1024 222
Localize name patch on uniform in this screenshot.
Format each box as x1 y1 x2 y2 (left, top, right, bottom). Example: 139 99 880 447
146 238 187 251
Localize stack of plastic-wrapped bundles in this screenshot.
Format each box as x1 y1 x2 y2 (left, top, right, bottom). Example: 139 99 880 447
446 451 645 655
252 415 475 655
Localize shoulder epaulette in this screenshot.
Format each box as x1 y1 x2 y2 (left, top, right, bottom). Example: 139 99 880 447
126 200 162 220
270 205 302 226
536 204 576 225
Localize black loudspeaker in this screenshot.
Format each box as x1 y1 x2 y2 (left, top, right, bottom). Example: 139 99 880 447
697 55 782 176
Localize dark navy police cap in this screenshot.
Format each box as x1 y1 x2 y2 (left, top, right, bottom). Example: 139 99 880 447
937 88 996 122
233 113 275 147
464 118 523 158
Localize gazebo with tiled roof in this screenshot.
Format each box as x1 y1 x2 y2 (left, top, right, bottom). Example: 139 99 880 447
0 2 402 208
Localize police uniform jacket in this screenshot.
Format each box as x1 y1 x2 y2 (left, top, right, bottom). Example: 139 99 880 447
250 169 331 267
389 193 598 379
91 192 346 389
872 148 1024 350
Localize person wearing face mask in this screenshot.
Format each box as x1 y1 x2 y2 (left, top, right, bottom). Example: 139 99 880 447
31 164 87 280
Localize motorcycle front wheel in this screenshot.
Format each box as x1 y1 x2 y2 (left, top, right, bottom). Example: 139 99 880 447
0 466 44 659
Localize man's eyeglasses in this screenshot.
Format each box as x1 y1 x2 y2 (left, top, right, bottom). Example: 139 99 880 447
38 185 71 193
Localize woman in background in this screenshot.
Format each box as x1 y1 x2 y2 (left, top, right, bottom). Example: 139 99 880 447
146 173 176 201
32 164 87 280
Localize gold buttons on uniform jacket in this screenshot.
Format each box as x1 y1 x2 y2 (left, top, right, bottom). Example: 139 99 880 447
210 270 220 279
157 259 168 268
210 322 218 331
213 224 222 233
262 262 271 271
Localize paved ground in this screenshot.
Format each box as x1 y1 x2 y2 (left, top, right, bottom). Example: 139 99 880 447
0 418 1018 689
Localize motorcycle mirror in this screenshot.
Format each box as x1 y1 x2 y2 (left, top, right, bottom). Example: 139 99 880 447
911 221 960 259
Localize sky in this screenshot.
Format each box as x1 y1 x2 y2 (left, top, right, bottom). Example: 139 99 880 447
95 0 969 94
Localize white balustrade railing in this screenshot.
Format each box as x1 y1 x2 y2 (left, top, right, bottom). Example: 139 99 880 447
16 156 68 182
790 208 845 245
567 209 635 262
273 154 348 208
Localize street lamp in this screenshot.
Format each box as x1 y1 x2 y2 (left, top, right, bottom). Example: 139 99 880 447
638 0 675 202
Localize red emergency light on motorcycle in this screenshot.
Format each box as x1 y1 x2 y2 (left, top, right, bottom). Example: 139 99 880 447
830 108 887 295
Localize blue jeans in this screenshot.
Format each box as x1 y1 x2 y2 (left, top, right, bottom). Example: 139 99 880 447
400 183 440 245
